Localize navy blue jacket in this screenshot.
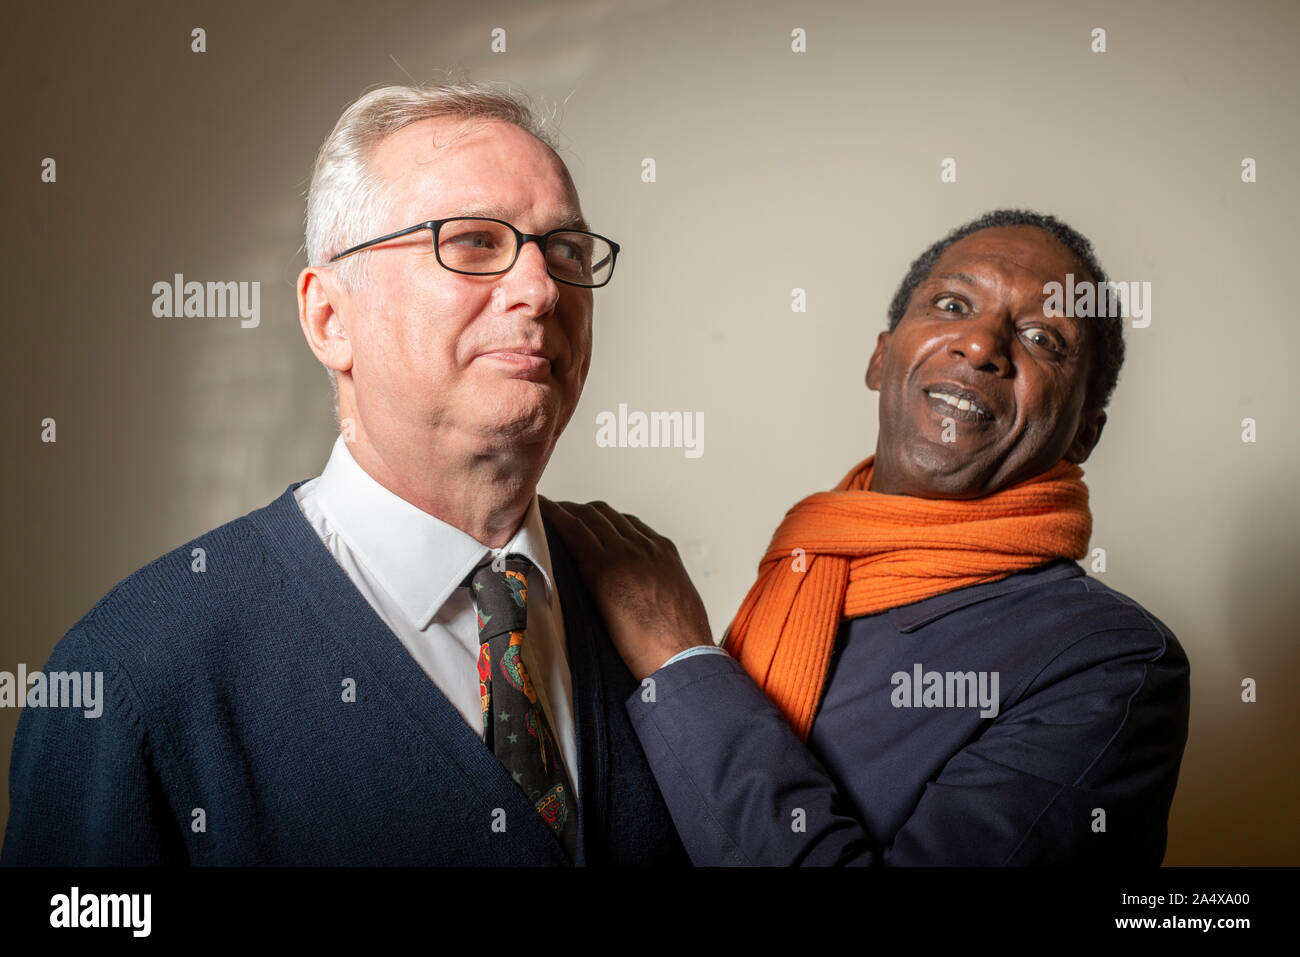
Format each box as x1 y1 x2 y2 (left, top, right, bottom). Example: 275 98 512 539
627 559 1190 865
2 483 688 866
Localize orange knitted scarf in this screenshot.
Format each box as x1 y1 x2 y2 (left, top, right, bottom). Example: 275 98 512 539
723 455 1092 741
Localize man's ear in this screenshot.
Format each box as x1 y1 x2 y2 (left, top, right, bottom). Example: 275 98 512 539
297 265 353 376
1064 408 1106 464
865 330 891 391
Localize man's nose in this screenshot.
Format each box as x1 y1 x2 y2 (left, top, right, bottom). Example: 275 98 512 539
498 238 559 314
950 314 1013 375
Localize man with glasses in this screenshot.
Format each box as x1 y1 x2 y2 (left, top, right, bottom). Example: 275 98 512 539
2 83 686 866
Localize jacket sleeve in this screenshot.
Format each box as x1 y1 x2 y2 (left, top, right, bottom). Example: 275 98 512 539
625 626 1190 866
2 624 188 866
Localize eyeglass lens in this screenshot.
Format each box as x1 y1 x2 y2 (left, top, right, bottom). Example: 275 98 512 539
435 219 613 286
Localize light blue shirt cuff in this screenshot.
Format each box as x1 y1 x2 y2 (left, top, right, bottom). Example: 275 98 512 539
659 645 730 670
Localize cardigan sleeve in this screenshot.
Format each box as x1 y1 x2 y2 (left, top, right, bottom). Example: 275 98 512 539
624 624 1190 866
2 623 189 866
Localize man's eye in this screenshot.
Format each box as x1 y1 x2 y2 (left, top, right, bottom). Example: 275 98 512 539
445 231 498 249
1022 326 1064 352
935 295 969 314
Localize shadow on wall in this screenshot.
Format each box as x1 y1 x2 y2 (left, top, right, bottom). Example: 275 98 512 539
1167 473 1299 864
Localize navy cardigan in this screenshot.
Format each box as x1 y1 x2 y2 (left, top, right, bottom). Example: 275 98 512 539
2 483 688 866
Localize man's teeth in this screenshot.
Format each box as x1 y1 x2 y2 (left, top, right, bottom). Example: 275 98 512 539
927 390 987 416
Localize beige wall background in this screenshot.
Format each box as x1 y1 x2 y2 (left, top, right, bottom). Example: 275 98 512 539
3 0 1296 864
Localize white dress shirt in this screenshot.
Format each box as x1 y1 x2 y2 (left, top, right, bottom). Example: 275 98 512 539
293 435 579 801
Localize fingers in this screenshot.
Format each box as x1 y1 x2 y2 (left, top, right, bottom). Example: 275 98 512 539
539 497 606 557
583 500 655 546
620 511 674 549
543 497 655 550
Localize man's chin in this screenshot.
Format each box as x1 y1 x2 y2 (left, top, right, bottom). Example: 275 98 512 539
465 392 569 442
882 443 1006 499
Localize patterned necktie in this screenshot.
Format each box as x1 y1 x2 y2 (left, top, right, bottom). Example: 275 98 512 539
468 555 578 860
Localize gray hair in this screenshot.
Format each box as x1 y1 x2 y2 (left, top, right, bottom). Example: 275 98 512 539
303 81 564 419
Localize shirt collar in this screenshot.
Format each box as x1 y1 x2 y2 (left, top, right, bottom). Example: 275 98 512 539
312 435 557 630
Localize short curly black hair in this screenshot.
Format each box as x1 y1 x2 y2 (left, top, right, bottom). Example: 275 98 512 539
887 209 1125 410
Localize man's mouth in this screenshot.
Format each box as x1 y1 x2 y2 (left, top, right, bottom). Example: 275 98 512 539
924 385 994 421
476 350 554 379
481 351 550 361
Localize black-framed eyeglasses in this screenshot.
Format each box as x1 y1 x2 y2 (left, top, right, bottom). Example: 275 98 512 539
327 216 620 288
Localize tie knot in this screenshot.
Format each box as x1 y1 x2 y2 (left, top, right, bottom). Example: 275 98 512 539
467 555 533 641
